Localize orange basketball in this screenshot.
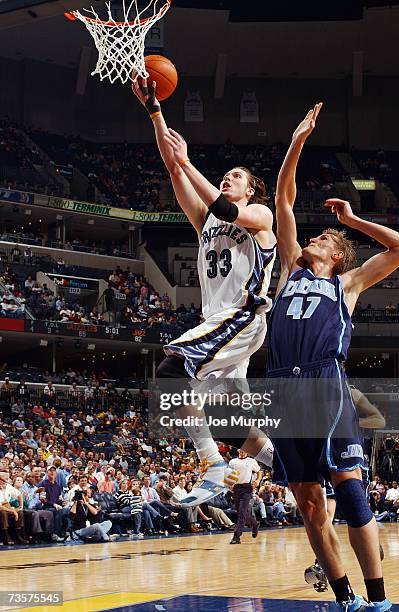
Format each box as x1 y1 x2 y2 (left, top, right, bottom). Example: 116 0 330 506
144 55 178 101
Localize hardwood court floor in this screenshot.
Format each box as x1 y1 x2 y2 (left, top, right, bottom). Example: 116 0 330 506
1 523 398 611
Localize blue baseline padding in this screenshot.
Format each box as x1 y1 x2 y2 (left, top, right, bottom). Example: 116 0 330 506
99 594 399 612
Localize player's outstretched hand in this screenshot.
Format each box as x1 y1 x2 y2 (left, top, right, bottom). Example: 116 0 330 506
131 76 151 106
292 102 323 143
163 128 189 164
324 198 356 225
131 76 160 116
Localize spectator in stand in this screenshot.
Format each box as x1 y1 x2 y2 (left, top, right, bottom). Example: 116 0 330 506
69 414 82 430
141 475 178 531
97 469 116 494
1 378 13 401
129 483 145 538
52 458 67 490
84 381 94 406
258 482 278 523
0 471 28 545
15 379 30 405
149 463 163 487
370 490 385 515
12 414 26 432
42 381 56 408
24 276 34 293
68 383 81 407
37 466 66 541
114 479 143 536
172 476 201 533
384 481 399 514
154 475 174 505
11 399 25 416
127 478 156 535
50 418 64 437
55 296 65 312
371 476 387 497
20 472 55 543
23 431 38 451
205 493 235 530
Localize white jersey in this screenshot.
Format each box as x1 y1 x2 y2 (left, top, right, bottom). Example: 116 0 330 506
164 211 276 380
198 212 276 319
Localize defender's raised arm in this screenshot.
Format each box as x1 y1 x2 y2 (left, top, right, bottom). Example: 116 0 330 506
274 103 323 289
326 198 399 304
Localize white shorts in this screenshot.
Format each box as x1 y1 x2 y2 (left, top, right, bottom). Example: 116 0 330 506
164 306 267 381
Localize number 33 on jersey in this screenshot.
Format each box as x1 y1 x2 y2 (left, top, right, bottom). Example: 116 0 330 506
198 212 276 319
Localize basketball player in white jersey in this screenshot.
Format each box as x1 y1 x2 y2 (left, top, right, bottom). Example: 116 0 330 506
132 79 275 505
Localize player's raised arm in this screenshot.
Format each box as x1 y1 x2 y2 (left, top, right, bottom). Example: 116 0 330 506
131 79 208 235
275 103 323 285
163 129 273 233
326 198 399 299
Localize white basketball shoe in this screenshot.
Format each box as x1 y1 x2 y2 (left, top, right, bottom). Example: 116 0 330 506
181 458 239 507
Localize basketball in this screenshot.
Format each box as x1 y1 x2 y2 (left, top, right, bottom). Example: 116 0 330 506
144 55 178 101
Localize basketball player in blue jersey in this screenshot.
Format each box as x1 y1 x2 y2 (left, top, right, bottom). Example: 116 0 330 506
132 79 276 506
304 389 386 593
270 102 398 610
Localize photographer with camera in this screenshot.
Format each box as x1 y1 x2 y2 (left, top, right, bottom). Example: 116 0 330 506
70 488 117 542
67 475 90 505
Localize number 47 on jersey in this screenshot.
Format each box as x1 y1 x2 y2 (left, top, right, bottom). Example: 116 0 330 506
286 296 321 320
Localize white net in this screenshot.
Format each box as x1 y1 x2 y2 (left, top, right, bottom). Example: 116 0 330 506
69 0 171 85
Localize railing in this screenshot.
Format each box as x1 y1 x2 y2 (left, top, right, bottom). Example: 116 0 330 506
48 241 135 259
0 381 147 413
353 309 399 323
0 236 137 260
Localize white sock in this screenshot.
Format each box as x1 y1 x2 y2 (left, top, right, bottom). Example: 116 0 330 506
254 438 274 468
184 415 223 463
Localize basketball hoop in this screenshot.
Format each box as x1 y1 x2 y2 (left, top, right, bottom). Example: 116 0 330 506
65 0 172 85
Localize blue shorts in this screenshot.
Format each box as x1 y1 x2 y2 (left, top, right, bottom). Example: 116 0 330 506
267 359 366 484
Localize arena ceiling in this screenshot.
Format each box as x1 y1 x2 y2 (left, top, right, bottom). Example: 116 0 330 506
0 2 398 78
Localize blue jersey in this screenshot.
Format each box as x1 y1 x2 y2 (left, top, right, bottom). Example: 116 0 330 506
267 268 352 371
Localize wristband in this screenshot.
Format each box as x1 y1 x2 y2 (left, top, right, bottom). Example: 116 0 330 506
150 111 161 120
178 158 190 167
141 82 161 117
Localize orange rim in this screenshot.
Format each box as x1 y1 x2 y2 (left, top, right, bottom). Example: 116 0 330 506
64 0 171 26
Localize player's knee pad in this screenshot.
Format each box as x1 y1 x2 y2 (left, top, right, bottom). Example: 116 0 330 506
334 478 373 528
156 356 189 379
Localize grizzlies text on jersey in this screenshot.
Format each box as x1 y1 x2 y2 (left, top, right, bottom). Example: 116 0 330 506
165 211 276 379
198 213 275 319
